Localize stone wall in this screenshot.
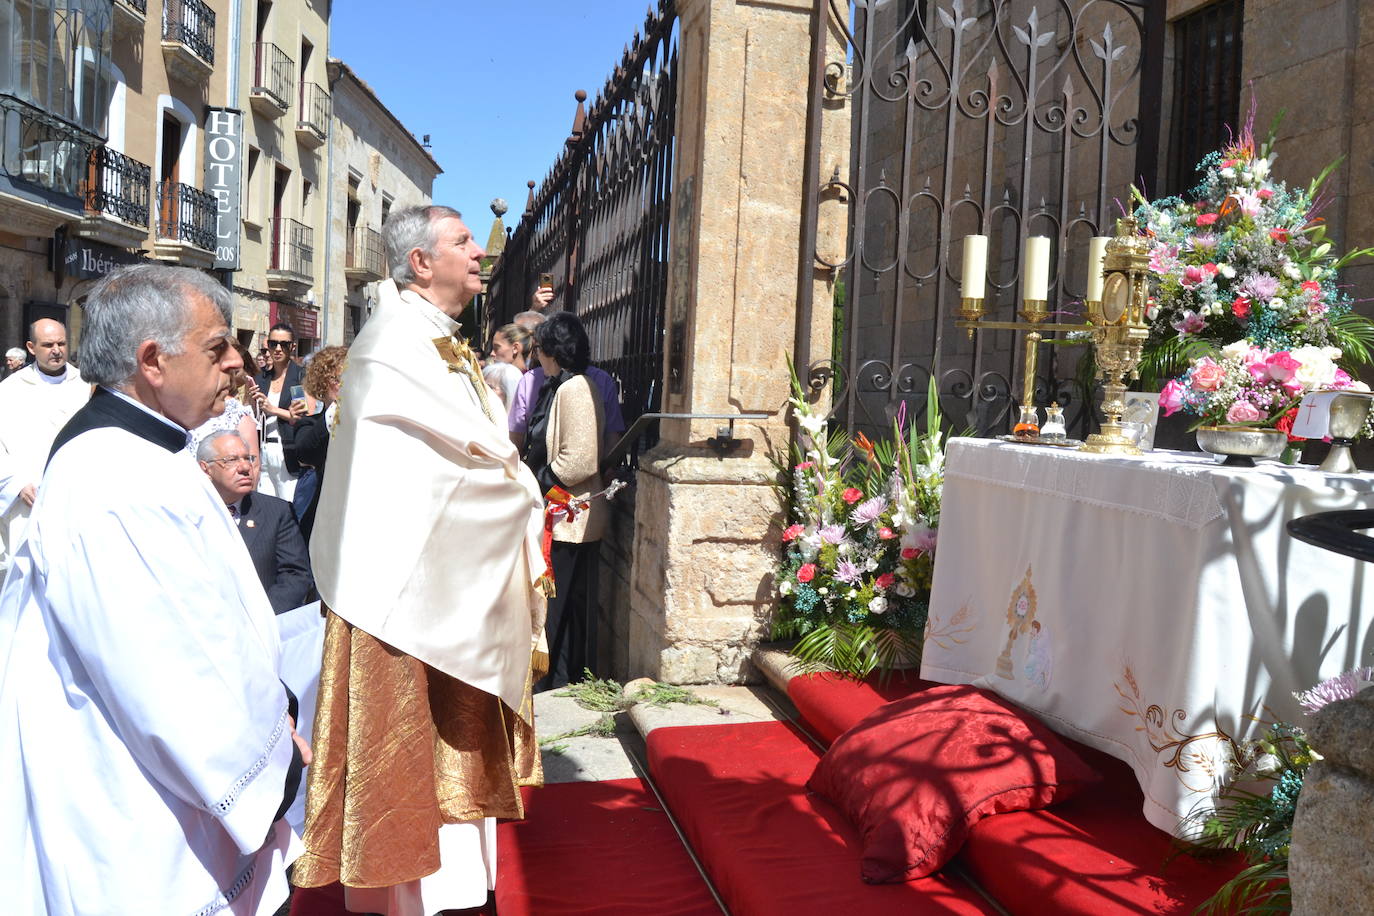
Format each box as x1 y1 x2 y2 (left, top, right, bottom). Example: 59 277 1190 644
1289 687 1374 913
1240 0 1374 313
621 0 848 683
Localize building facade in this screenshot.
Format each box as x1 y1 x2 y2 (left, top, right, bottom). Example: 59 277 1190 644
324 58 439 345
230 0 331 354
0 0 231 354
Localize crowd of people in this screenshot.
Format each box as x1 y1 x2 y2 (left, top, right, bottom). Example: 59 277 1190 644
0 203 628 916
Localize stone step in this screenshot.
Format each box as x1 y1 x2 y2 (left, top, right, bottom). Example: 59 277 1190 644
624 679 788 741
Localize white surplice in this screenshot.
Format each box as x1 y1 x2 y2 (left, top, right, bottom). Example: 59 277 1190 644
0 393 302 916
0 364 90 570
309 281 545 915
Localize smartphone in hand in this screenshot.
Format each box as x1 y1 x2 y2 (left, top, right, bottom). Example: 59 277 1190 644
290 385 305 402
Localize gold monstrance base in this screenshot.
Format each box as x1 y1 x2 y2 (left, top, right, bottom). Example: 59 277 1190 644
1080 421 1141 456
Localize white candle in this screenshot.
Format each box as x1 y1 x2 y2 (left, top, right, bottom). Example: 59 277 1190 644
1022 236 1050 302
1086 236 1109 303
961 234 988 300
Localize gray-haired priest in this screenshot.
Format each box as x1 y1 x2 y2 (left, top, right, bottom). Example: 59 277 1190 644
0 264 309 916
293 204 546 915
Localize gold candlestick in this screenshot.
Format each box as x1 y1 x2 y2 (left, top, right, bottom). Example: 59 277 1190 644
1080 218 1153 456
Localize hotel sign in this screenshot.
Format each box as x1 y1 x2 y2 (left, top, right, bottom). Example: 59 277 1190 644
205 107 242 271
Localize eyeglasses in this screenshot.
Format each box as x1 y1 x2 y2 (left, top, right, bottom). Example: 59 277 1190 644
266 339 293 350
205 454 258 468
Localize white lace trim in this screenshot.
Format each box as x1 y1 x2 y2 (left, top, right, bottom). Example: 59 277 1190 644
946 438 1227 529
208 706 288 817
190 860 256 916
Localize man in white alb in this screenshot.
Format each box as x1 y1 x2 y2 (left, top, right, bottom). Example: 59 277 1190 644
0 318 90 571
0 264 309 916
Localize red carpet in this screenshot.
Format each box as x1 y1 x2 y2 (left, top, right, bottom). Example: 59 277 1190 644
496 778 720 915
646 721 1001 915
290 779 719 916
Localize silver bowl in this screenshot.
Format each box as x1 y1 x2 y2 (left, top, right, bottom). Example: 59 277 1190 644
1196 425 1288 467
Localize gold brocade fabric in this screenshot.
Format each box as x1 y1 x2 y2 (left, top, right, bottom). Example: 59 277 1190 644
292 611 543 890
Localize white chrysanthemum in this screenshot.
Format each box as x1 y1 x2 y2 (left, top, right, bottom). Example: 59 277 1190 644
1220 167 1236 179
895 583 915 598
778 579 794 596
868 596 888 615
1284 263 1302 280
1217 263 1236 279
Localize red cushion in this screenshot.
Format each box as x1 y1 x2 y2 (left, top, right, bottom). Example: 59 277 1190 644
786 670 937 745
959 742 1244 915
808 684 1100 883
646 721 999 915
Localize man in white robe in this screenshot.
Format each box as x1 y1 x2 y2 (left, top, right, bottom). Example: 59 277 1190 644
0 264 308 916
294 205 546 916
0 318 91 571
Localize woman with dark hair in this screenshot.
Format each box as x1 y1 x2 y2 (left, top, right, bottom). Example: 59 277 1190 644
523 311 604 689
292 345 347 542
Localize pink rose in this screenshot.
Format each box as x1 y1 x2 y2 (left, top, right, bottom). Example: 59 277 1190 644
1258 189 1274 200
900 547 919 560
1265 351 1302 382
1225 401 1266 424
1231 296 1251 319
797 563 816 583
782 524 805 542
1196 213 1220 226
1191 358 1225 391
1301 280 1321 295
878 527 897 540
1159 379 1186 417
876 573 896 590
842 487 863 504
794 461 814 471
1334 369 1353 388
1269 227 1289 243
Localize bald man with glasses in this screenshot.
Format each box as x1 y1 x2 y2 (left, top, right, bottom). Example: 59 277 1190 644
198 429 313 614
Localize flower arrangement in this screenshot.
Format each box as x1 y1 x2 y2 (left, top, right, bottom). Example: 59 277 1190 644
771 363 945 678
1131 114 1374 386
1160 341 1368 432
1189 666 1374 914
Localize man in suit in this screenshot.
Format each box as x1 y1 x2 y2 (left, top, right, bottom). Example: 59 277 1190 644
197 429 313 614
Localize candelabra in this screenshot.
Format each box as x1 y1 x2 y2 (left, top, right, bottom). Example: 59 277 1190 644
956 220 1152 455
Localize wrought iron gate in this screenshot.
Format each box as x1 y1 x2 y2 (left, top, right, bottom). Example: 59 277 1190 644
486 1 677 463
801 0 1164 437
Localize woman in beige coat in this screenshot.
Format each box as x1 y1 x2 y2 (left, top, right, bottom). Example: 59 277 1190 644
523 311 605 689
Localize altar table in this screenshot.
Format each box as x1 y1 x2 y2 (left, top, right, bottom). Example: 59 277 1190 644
922 437 1374 835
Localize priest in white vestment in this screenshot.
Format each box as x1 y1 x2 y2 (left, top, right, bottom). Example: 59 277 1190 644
0 265 307 916
0 318 91 571
294 205 546 916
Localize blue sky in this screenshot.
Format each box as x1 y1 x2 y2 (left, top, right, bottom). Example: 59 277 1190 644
330 1 659 245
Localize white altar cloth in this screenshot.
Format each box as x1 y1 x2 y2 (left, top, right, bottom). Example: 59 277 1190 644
922 437 1374 835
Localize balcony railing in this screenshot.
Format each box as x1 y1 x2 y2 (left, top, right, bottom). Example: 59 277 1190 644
297 82 330 142
158 180 215 251
345 224 384 279
270 217 314 278
252 42 294 113
2 96 96 199
121 0 147 13
85 147 151 227
163 0 215 65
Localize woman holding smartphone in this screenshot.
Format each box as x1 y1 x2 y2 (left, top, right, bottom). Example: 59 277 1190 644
254 321 307 501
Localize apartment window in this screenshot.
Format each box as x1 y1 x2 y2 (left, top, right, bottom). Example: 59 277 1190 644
1167 0 1244 196
380 192 393 228
244 145 262 225
301 177 313 219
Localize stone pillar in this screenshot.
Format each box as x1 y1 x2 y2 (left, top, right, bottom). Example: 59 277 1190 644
1290 689 1374 914
626 0 848 683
